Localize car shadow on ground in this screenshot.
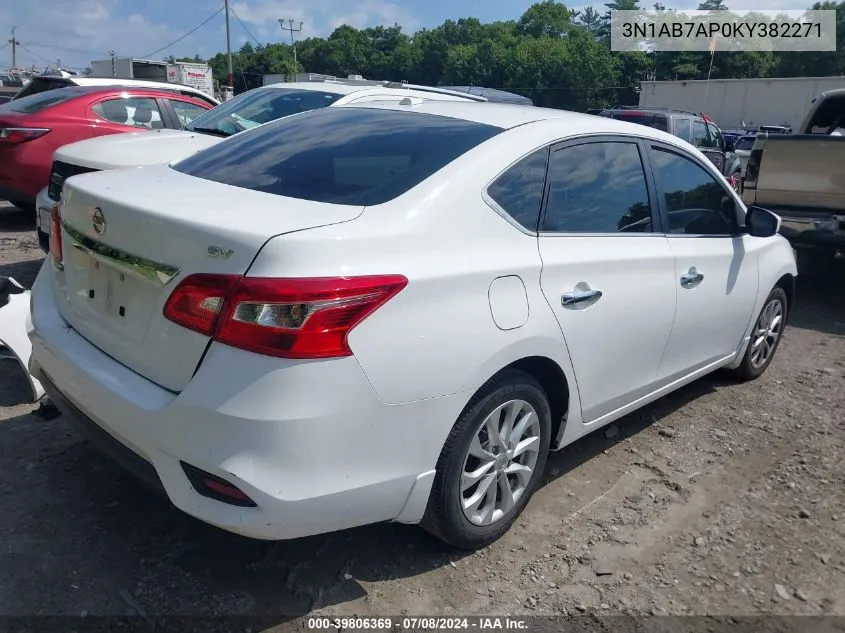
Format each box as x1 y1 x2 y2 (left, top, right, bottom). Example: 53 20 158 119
789 256 845 337
0 353 727 624
0 203 34 231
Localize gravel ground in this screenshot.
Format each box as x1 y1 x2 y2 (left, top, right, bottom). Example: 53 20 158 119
1 201 844 630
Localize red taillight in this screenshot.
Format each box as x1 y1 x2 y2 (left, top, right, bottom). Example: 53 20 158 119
164 274 408 359
49 203 63 263
162 274 238 336
0 127 51 144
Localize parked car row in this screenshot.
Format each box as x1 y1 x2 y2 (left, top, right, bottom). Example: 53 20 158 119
6 79 529 249
7 77 798 550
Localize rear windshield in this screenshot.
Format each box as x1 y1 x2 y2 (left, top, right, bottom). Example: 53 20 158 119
184 87 342 137
608 112 669 132
13 77 74 100
2 87 84 114
173 107 504 206
734 136 756 151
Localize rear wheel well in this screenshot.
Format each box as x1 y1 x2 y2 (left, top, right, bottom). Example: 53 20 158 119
502 356 569 444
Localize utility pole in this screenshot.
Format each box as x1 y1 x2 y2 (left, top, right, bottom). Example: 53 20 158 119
279 19 303 71
109 50 116 77
8 27 20 68
224 0 233 99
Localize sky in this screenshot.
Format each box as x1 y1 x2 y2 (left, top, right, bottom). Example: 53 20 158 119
0 0 817 72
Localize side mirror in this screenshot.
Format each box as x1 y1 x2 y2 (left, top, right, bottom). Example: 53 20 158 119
724 141 735 152
743 205 781 238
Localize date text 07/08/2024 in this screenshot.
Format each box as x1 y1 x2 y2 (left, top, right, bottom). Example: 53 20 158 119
306 617 529 630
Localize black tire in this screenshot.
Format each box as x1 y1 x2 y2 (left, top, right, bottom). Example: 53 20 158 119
421 369 552 550
730 286 788 382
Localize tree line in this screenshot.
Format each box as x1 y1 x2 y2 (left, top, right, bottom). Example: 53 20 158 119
170 0 845 111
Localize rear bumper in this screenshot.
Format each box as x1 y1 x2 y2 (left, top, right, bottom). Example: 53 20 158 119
28 265 462 540
35 187 52 252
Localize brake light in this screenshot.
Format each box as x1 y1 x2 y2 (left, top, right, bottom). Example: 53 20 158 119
0 127 51 144
164 274 408 359
49 203 63 263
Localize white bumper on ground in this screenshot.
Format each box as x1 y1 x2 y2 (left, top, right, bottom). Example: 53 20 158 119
28 263 464 540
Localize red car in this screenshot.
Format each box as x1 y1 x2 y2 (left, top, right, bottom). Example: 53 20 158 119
0 85 213 211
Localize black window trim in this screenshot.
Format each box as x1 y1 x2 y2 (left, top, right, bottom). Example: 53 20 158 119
536 134 665 238
643 140 741 239
157 96 178 129
481 145 551 236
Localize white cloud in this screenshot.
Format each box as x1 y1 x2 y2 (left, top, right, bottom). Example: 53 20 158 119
230 0 420 38
0 0 421 72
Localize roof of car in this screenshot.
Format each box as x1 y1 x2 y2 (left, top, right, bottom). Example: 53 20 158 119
257 81 491 101
17 84 210 99
341 99 690 143
28 76 219 103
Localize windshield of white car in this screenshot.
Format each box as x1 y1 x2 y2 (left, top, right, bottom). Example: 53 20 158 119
183 87 342 137
173 107 504 206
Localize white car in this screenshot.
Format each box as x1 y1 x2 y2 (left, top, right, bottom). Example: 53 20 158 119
33 80 493 250
28 101 797 550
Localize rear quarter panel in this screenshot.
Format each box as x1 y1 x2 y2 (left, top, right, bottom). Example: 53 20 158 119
244 120 588 413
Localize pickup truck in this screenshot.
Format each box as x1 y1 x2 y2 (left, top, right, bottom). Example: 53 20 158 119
742 88 845 273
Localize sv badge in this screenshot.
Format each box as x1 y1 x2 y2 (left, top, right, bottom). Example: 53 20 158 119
208 246 234 259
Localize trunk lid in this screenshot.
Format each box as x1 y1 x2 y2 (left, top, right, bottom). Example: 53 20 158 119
54 129 224 171
53 164 364 391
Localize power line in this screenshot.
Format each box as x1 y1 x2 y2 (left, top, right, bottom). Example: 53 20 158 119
18 44 54 64
142 7 224 58
229 7 262 47
26 43 117 57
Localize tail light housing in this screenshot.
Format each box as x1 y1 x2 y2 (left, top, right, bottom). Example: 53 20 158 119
163 274 408 359
49 202 63 264
0 127 51 144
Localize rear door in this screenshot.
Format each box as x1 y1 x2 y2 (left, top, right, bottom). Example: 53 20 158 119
537 136 677 423
692 119 727 175
646 142 759 380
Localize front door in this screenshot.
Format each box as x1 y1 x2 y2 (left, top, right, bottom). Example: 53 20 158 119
537 137 677 423
646 143 760 380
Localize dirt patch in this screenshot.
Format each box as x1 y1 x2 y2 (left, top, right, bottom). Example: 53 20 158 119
1 203 844 626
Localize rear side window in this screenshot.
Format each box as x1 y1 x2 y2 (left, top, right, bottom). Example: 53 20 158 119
674 118 691 142
173 108 503 206
4 87 83 113
487 149 549 231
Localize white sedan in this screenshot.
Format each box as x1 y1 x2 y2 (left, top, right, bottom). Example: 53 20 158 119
28 100 797 549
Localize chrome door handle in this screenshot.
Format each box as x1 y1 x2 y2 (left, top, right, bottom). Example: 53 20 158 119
562 288 603 306
680 268 704 288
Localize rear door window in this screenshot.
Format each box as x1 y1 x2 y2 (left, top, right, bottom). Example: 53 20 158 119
691 121 708 147
173 107 503 206
92 97 164 128
674 118 691 142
